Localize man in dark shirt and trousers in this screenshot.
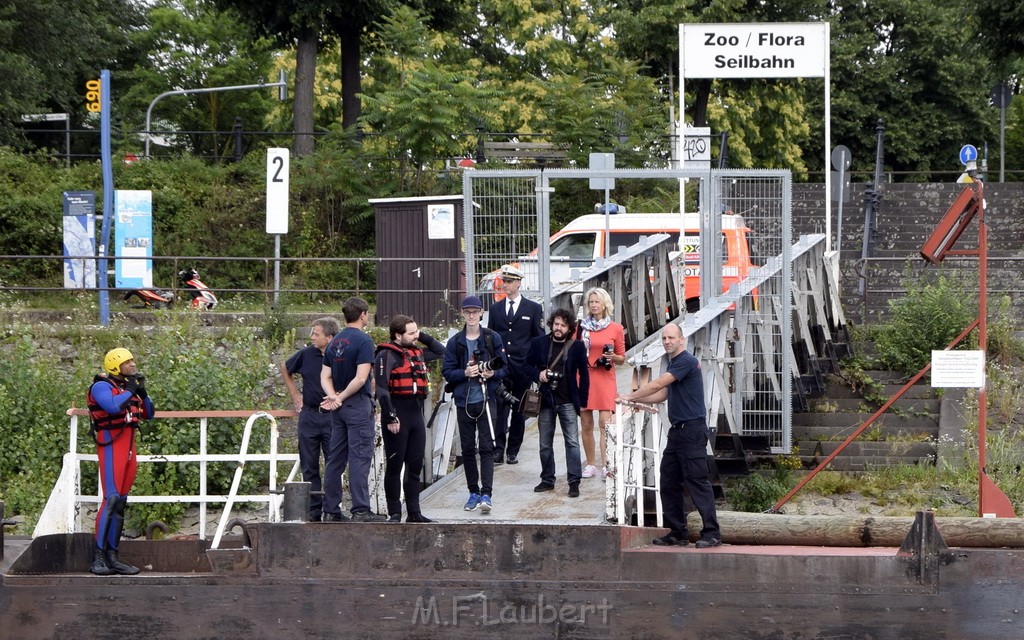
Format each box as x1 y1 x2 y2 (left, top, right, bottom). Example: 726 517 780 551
320 297 386 522
524 308 590 497
618 323 721 548
442 295 507 513
280 317 340 522
487 265 543 464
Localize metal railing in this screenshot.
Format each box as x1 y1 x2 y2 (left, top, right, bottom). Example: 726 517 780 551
0 254 464 301
35 408 300 546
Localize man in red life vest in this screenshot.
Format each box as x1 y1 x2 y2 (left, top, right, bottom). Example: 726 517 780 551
87 348 154 575
374 315 444 522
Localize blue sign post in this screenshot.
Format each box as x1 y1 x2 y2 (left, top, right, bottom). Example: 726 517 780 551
98 69 113 326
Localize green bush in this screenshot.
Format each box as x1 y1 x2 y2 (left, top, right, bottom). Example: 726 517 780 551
0 312 288 534
875 272 977 376
727 469 792 512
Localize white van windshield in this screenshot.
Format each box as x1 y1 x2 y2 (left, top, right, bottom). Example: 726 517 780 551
550 233 596 260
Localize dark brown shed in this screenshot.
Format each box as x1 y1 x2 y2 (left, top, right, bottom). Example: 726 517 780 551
371 195 465 326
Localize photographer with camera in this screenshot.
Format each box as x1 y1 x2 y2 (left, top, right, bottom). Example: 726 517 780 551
374 314 444 523
525 309 590 497
487 265 544 465
86 348 154 575
577 287 626 479
442 296 508 513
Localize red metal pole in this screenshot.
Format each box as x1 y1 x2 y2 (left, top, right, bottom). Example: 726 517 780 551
975 181 1015 517
770 318 980 514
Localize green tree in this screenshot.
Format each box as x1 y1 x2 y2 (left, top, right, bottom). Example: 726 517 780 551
119 0 278 159
809 0 998 177
0 0 147 149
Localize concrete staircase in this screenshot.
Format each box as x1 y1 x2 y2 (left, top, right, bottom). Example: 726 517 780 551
793 370 940 471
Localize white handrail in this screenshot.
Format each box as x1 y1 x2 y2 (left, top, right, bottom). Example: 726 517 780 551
35 410 300 540
611 403 665 527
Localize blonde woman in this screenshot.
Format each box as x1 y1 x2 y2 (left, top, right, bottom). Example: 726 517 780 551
577 287 626 478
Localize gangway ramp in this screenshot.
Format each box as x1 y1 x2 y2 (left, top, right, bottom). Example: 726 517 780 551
420 419 609 525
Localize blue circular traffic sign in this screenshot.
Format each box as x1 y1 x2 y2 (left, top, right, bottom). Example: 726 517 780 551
959 144 978 165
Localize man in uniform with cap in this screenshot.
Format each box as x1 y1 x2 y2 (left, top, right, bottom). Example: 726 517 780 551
487 265 544 464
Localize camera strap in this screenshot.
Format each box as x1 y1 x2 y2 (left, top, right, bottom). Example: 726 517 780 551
547 338 573 371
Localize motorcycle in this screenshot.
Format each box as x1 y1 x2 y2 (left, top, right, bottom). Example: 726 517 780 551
123 288 175 309
178 268 218 310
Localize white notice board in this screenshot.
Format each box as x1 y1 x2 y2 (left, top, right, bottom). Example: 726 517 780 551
931 350 985 388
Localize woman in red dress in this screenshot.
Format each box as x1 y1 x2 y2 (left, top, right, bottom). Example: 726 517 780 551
577 287 625 478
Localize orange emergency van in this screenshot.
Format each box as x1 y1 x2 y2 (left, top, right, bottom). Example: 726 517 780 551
481 210 755 311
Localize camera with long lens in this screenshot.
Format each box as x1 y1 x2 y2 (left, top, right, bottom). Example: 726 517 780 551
472 349 505 374
496 379 520 406
595 344 615 371
546 370 565 391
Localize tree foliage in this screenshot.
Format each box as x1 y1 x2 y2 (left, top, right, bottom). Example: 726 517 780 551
812 0 999 176
119 0 278 159
0 0 146 147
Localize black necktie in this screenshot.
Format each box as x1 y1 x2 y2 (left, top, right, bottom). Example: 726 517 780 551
508 300 515 318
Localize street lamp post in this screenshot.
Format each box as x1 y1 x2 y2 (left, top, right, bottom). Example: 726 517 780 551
144 70 287 158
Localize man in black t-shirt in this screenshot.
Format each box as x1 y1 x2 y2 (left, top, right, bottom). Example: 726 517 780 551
618 323 721 548
280 317 341 522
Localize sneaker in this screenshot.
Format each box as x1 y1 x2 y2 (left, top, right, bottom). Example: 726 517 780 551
479 495 492 513
582 465 597 478
387 514 402 522
406 513 433 523
464 492 481 511
652 534 688 547
493 451 504 465
534 482 555 493
506 454 518 464
567 482 580 498
695 538 722 549
323 512 350 522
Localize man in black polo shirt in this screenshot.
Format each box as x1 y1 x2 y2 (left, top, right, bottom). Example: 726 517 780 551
618 323 721 548
281 317 341 522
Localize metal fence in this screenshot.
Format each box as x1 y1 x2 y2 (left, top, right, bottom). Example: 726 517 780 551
0 254 463 305
710 171 792 447
464 168 794 450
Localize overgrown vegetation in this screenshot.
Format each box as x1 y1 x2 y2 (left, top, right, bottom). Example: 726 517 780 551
0 311 288 534
874 271 976 375
766 280 1024 518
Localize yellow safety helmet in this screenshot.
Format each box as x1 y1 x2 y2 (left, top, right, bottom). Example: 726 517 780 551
103 348 134 376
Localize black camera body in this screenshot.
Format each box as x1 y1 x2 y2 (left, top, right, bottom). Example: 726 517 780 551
496 379 519 406
546 370 565 391
595 343 615 371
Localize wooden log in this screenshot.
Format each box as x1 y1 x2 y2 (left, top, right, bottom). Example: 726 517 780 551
685 511 1024 548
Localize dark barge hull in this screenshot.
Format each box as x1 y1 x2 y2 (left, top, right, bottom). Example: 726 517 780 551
3 523 1024 639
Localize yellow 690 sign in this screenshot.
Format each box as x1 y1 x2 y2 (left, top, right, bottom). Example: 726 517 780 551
85 79 101 112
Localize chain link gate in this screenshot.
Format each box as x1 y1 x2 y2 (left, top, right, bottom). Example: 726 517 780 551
707 170 792 451
462 168 792 451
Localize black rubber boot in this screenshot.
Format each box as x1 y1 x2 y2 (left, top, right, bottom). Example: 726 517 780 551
90 548 112 575
104 550 140 575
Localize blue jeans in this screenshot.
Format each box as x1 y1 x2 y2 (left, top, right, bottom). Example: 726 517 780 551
538 402 582 485
323 394 375 515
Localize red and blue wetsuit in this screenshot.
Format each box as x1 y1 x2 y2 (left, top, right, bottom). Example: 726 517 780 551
87 375 154 552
